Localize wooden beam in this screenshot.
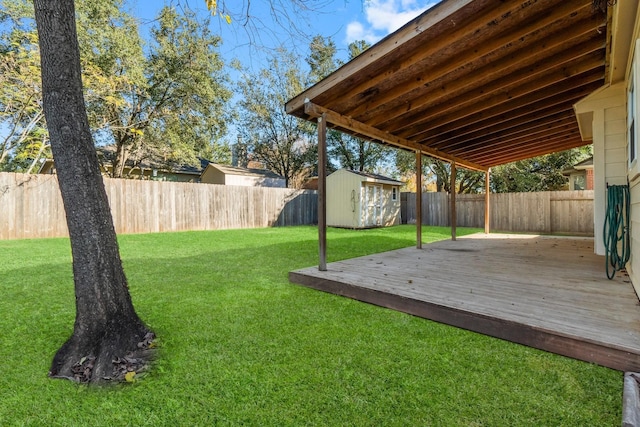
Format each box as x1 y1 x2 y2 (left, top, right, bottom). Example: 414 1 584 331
362 23 604 126
318 114 327 271
485 169 490 234
284 0 479 116
398 68 604 141
445 113 578 154
423 101 580 149
304 101 488 172
416 150 422 249
358 3 598 124
387 51 604 137
480 137 587 166
450 162 457 241
455 128 582 159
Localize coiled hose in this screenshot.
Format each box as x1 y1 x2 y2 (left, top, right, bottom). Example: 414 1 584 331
603 184 630 279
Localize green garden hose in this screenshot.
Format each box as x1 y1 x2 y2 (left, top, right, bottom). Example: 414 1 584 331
603 184 630 279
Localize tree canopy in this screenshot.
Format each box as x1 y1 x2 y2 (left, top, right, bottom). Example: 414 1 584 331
1 0 232 176
307 36 396 174
236 49 316 188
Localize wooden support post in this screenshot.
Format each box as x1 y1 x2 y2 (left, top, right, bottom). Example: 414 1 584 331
318 114 327 271
416 150 422 249
484 168 491 234
450 162 457 241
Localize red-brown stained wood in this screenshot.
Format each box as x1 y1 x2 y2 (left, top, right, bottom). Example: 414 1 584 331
285 0 608 169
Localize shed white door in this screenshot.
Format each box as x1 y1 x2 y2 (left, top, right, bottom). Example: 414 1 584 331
364 184 382 227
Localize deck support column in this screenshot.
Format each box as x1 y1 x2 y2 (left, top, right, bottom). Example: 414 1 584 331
318 114 327 271
416 150 422 249
484 168 491 234
450 162 457 241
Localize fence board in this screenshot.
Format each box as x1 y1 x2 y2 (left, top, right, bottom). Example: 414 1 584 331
0 172 594 240
0 172 317 240
401 190 593 236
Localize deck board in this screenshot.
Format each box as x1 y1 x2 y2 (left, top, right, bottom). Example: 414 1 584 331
289 234 640 371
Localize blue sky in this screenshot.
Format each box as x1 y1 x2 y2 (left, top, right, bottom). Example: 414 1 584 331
132 0 439 70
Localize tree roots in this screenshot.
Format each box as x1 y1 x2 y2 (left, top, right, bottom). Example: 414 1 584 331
50 331 157 384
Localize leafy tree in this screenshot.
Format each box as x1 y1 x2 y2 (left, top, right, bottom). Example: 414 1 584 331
236 49 316 188
307 35 339 84
33 0 154 383
2 1 232 177
489 147 592 193
394 150 485 194
0 3 49 172
80 3 232 177
307 37 394 173
395 147 591 194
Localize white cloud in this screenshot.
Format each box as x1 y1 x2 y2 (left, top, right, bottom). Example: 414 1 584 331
345 0 438 44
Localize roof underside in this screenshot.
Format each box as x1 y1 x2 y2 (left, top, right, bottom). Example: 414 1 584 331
286 0 608 171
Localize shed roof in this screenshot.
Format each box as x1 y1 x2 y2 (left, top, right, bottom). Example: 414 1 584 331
285 0 608 171
336 169 403 186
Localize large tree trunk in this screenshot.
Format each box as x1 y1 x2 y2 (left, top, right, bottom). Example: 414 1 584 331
33 0 154 383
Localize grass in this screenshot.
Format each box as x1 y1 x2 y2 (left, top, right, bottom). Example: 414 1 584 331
0 225 622 426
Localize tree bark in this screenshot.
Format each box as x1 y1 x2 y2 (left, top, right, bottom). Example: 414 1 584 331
33 0 153 383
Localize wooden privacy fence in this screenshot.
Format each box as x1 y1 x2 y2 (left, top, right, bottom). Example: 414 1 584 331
0 172 317 240
401 190 594 235
0 172 594 239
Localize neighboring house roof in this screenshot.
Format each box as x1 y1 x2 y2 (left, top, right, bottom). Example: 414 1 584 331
561 156 593 176
207 163 285 180
285 0 607 170
572 156 593 170
38 146 210 177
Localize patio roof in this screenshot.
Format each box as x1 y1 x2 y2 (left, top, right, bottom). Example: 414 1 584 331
285 0 608 171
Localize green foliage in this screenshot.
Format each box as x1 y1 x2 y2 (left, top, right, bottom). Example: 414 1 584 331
395 150 485 193
0 0 232 177
143 7 232 168
491 147 592 193
395 147 592 194
236 49 316 187
80 3 232 177
0 226 621 425
0 2 48 172
307 35 340 85
307 37 395 174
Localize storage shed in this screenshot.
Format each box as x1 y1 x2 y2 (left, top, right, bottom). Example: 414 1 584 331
327 169 402 229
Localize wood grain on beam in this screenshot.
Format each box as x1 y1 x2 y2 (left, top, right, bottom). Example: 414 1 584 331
304 102 488 172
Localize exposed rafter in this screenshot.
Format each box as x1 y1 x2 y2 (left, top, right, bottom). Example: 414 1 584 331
286 0 607 168
304 102 488 172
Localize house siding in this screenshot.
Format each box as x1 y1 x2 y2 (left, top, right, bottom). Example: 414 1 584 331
630 179 640 295
604 105 628 186
580 85 626 255
200 167 225 185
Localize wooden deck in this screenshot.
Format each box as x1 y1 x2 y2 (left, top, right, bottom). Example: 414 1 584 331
289 234 640 371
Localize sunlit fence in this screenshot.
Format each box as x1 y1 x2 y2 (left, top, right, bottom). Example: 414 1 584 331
401 190 594 236
0 172 594 240
0 172 317 240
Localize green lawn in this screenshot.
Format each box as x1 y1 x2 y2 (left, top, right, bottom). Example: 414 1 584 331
0 225 621 426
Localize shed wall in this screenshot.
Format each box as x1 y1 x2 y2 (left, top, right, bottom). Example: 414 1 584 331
381 184 401 226
327 170 401 228
327 170 363 228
